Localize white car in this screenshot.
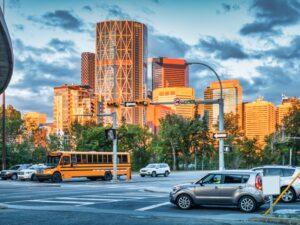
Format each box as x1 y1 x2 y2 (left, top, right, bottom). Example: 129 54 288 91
252 165 300 203
140 163 170 177
18 164 47 181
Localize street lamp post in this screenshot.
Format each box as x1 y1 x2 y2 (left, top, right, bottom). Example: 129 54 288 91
187 62 225 171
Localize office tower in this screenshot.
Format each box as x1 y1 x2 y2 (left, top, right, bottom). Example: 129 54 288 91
147 105 174 134
152 57 188 90
204 80 242 130
153 87 195 118
276 96 300 127
81 52 95 90
244 98 275 145
24 112 47 133
53 85 98 135
95 20 147 125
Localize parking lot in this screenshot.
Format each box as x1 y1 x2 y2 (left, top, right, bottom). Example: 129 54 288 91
0 171 299 225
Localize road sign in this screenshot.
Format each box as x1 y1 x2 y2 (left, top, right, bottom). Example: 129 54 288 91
174 98 181 106
213 132 228 139
124 102 136 107
183 100 195 104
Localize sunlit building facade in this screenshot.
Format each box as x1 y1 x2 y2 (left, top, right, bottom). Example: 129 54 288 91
153 87 195 119
276 96 300 127
152 57 188 90
53 85 98 135
244 98 276 146
24 112 47 133
81 52 95 90
95 20 147 126
147 105 174 134
204 80 242 130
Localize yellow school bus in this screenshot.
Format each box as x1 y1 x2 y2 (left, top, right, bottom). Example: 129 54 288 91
36 151 131 183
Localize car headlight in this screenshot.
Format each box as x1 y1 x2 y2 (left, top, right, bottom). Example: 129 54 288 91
172 186 181 193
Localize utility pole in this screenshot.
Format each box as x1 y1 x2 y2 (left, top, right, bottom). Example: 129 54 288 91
112 46 118 182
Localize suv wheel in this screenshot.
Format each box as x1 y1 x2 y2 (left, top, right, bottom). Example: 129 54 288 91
238 196 257 212
151 171 157 177
281 188 296 203
140 174 145 177
11 174 17 180
164 171 169 177
31 174 37 181
176 194 193 210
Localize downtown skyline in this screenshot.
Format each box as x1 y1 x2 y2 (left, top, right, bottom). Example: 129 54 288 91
4 0 300 121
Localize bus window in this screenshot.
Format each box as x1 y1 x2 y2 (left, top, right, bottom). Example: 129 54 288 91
63 156 70 165
103 155 107 163
71 154 76 163
108 155 112 163
122 155 128 163
93 155 97 164
88 155 92 163
117 155 121 164
77 154 82 164
98 155 103 164
82 154 87 163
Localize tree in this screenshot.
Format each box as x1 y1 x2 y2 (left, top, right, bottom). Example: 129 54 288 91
47 134 62 151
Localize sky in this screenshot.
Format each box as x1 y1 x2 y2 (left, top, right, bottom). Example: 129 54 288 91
4 0 300 121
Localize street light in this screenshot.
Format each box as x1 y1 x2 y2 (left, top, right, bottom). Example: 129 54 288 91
187 62 225 171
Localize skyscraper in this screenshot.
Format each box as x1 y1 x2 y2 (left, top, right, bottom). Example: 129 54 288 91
152 57 188 90
276 96 299 127
244 98 275 146
95 20 147 125
53 85 98 135
147 105 174 134
153 87 195 118
81 52 95 90
204 80 242 130
24 112 47 133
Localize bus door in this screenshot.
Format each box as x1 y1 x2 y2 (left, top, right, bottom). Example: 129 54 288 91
61 155 71 178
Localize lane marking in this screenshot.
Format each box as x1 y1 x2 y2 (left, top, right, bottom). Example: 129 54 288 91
26 199 94 206
55 197 119 202
135 202 170 211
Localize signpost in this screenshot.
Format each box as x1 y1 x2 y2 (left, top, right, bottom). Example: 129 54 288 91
174 98 181 106
213 132 228 139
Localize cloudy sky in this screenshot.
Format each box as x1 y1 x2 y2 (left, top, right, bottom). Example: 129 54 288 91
4 0 300 121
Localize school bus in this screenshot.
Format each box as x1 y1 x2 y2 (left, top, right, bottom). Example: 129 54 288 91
36 151 131 183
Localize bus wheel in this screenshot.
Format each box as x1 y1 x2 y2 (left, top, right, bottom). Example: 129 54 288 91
51 172 62 183
104 172 112 181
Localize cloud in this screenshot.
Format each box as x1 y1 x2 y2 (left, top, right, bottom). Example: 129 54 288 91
105 5 131 20
217 2 240 14
13 24 24 31
28 10 84 32
82 5 92 12
13 38 54 56
48 38 77 53
265 36 300 59
240 0 300 36
196 37 248 60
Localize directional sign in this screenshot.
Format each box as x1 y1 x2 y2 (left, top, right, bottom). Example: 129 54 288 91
174 98 181 106
183 100 196 104
124 102 136 107
213 132 228 139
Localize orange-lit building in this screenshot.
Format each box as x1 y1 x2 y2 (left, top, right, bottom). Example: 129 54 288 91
147 105 174 134
243 98 276 146
95 20 147 126
276 96 300 127
153 87 195 119
152 57 188 90
81 52 95 90
204 80 242 130
53 85 98 135
24 112 47 133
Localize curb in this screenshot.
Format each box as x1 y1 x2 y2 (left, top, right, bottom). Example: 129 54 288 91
251 216 300 225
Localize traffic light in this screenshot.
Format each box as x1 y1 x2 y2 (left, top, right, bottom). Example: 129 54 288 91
105 129 116 140
106 100 120 108
91 101 96 114
135 99 150 107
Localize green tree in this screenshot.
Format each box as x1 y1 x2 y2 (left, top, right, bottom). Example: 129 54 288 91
47 134 62 151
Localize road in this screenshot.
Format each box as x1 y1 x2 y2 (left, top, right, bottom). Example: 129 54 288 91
0 171 299 225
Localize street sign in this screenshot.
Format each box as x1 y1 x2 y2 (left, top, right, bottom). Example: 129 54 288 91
124 102 136 107
174 98 181 106
213 132 228 139
183 100 195 104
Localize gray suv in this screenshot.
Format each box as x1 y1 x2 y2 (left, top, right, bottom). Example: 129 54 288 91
170 170 265 212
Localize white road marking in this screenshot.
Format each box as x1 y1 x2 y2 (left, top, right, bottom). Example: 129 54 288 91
135 202 171 211
55 197 119 202
26 199 94 206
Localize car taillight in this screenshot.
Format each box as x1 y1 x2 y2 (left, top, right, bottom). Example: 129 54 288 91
255 175 262 190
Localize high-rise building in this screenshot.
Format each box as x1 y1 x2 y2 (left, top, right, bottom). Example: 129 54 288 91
147 105 174 134
153 87 195 118
24 112 47 133
53 85 98 135
152 57 189 90
244 98 275 146
95 20 147 126
276 96 300 127
81 52 95 90
204 80 242 130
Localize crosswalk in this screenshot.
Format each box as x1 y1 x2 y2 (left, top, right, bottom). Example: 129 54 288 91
3 192 167 207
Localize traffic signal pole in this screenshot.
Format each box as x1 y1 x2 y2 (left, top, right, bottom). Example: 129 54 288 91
112 46 118 182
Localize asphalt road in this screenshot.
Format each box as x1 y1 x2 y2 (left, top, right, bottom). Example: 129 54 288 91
0 171 299 225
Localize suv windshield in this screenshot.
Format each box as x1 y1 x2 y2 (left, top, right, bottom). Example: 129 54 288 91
46 156 61 167
146 164 156 168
